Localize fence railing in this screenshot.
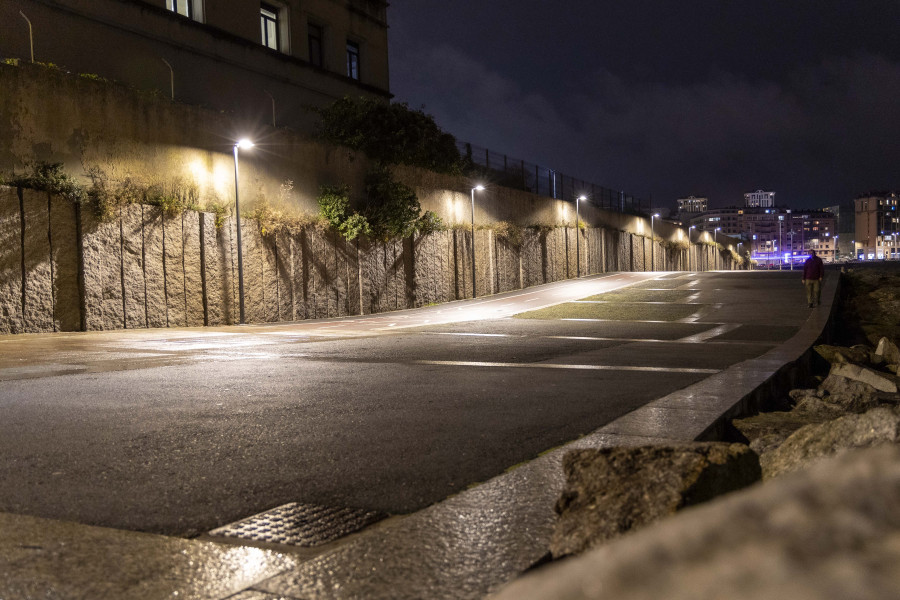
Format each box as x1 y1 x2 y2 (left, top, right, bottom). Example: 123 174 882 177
458 141 648 215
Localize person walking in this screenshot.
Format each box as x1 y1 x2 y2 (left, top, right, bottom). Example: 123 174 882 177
802 249 825 307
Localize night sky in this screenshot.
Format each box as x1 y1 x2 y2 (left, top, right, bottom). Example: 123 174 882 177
389 1 900 210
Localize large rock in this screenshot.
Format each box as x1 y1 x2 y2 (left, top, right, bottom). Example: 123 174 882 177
829 362 898 393
493 446 900 600
732 398 842 457
550 444 760 558
760 406 900 479
813 344 870 365
876 336 900 365
816 372 884 413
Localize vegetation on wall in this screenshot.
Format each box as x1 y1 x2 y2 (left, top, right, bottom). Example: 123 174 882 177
7 162 86 203
313 96 462 174
317 167 444 242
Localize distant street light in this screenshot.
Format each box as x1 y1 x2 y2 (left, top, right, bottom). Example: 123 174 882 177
688 225 696 271
715 227 722 270
651 213 660 271
576 196 587 277
233 138 254 324
471 185 485 298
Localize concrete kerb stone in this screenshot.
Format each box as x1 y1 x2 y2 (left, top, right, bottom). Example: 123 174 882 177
250 277 842 599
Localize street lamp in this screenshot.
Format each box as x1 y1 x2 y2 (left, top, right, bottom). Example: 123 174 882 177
788 231 794 270
471 185 485 298
688 225 696 271
715 227 721 270
576 196 587 277
233 138 254 324
650 213 660 271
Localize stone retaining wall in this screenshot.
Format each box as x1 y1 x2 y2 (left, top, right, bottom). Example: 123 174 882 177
0 186 733 334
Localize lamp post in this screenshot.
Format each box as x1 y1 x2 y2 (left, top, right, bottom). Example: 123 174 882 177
19 11 33 63
233 138 254 324
576 196 586 277
471 185 485 298
650 213 660 271
715 227 721 270
788 231 795 270
688 225 696 271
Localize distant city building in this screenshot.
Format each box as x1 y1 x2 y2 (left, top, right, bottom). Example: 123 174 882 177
744 190 776 208
677 196 708 214
855 193 900 260
689 206 836 265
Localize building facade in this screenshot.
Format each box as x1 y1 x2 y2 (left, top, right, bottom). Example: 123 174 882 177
690 207 836 265
677 195 708 214
1 0 390 131
744 190 775 208
855 193 900 260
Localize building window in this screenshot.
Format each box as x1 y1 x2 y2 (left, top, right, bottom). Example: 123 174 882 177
261 4 280 50
347 40 360 80
167 0 192 18
308 23 323 67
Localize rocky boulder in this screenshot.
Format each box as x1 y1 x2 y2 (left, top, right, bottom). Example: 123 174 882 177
732 394 845 457
760 405 900 479
550 443 760 558
829 362 898 393
813 343 870 365
816 371 885 413
494 446 900 600
876 336 900 365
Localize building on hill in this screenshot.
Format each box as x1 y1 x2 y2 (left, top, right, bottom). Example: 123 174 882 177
855 193 900 260
744 190 775 208
676 195 708 215
0 0 390 132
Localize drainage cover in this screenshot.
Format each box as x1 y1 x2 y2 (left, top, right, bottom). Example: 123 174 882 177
208 502 387 547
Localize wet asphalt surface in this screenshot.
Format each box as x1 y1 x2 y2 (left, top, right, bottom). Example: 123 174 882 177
0 271 812 537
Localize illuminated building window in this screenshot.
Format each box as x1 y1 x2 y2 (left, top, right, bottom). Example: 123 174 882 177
347 40 360 80
308 23 323 67
261 3 280 50
167 0 192 18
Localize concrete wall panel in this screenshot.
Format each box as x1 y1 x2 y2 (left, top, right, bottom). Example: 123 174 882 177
121 204 146 329
163 214 186 327
0 187 23 334
261 233 279 323
49 195 80 331
239 221 264 324
142 206 167 328
182 212 204 327
21 189 54 332
81 208 124 330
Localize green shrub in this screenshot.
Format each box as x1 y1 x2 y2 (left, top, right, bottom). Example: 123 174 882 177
363 166 421 240
9 162 85 203
313 96 461 174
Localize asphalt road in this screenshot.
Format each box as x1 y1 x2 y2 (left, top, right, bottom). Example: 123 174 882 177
0 270 814 537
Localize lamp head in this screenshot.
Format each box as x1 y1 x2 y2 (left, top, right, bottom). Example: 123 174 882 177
577 195 587 202
473 185 485 192
236 138 254 149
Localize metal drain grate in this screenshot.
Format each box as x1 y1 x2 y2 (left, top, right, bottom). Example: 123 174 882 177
208 502 387 547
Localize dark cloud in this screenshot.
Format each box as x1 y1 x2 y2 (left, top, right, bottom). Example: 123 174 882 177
389 2 900 209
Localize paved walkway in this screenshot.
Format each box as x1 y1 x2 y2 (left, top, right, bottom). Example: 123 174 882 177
0 270 838 600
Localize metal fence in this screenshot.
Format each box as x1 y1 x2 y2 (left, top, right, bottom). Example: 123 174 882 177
457 141 648 215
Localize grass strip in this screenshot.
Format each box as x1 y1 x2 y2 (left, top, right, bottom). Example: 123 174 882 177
514 302 702 321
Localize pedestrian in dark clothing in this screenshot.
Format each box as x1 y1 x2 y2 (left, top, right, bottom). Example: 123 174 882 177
802 249 824 307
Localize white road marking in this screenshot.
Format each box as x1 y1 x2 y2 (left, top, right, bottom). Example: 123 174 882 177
414 360 719 374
